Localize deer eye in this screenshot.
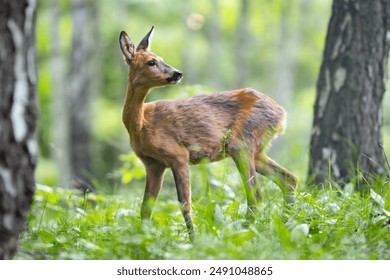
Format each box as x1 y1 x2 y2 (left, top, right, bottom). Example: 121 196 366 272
146 60 156 67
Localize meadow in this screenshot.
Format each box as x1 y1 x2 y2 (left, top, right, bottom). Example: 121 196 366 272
17 155 390 260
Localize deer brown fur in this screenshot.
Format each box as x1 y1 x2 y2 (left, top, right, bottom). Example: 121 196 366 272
119 27 297 241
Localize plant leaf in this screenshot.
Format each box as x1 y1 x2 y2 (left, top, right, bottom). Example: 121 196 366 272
370 189 385 207
291 224 309 243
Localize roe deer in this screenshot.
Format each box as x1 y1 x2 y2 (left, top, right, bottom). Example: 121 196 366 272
119 27 297 241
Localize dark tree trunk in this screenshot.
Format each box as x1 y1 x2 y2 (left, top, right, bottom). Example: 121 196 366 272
308 0 390 185
0 0 37 259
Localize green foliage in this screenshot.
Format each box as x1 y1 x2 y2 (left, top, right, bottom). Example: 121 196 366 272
17 175 390 260
118 151 146 185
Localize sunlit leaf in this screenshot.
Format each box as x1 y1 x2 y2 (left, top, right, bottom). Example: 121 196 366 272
370 189 385 207
38 230 57 243
214 204 225 224
121 170 133 184
290 224 309 243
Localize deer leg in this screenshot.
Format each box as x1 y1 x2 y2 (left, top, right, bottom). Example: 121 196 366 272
141 162 166 219
255 154 297 204
233 153 260 220
171 162 194 241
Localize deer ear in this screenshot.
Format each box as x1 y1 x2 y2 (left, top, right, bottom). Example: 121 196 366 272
136 26 154 52
119 31 135 63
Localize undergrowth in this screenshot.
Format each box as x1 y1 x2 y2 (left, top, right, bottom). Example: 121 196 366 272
16 170 390 260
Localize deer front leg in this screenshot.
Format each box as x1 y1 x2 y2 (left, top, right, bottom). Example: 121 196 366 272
141 162 166 220
171 162 194 241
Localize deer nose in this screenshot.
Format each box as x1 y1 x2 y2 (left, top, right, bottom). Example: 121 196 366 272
173 70 183 80
167 70 183 84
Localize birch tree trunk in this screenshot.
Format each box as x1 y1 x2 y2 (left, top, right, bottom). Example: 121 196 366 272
308 0 390 185
0 0 38 259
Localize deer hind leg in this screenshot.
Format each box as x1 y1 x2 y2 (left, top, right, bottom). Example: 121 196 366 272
171 161 194 241
233 151 261 220
141 162 166 220
255 153 297 204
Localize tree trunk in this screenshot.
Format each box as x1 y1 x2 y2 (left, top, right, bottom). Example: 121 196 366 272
0 0 38 259
207 0 222 89
50 0 71 186
308 0 390 185
182 2 198 85
273 0 306 109
235 0 249 88
69 0 99 183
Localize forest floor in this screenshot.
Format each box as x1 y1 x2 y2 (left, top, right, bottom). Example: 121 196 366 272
16 170 390 260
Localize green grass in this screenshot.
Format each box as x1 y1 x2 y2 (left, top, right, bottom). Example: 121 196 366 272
16 164 390 260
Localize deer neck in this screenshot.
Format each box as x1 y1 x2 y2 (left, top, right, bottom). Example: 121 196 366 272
122 75 150 137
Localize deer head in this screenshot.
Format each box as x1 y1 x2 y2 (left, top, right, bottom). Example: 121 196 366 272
119 26 182 88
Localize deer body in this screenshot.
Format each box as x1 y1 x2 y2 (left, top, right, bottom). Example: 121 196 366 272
120 27 297 241
124 89 285 165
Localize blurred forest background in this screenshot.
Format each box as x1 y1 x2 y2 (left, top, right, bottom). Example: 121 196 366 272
35 0 390 193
